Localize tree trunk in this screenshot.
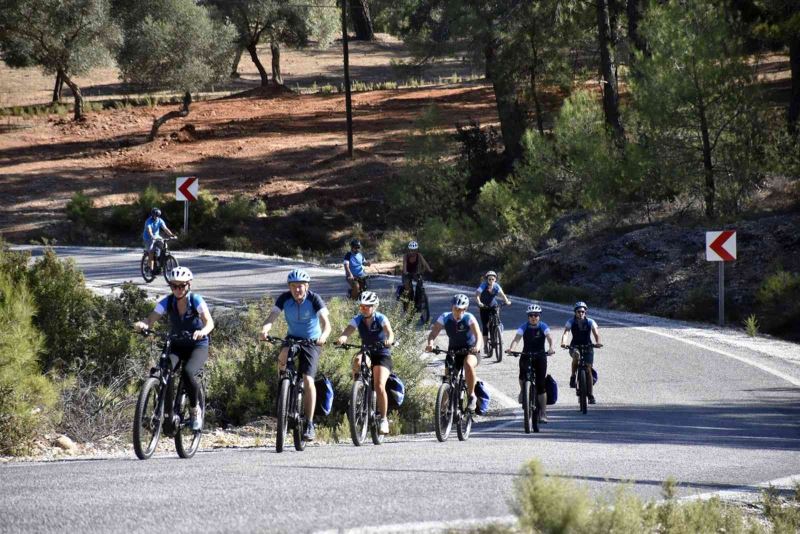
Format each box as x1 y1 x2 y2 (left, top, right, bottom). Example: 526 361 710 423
60 70 83 121
149 91 192 141
52 71 64 103
247 41 269 87
788 37 799 136
697 97 715 218
350 0 375 41
270 41 283 85
230 46 244 78
485 40 528 164
529 20 545 136
596 0 625 143
626 0 649 58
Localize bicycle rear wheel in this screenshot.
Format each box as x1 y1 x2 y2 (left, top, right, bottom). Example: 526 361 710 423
292 387 306 451
133 377 162 460
456 386 472 441
175 384 205 459
275 378 290 453
369 390 383 445
418 289 430 324
348 380 369 446
578 369 588 414
140 254 155 283
493 325 503 362
434 383 453 442
163 254 178 283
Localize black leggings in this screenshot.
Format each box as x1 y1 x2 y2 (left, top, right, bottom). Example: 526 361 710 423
169 345 208 406
479 307 499 337
519 353 548 394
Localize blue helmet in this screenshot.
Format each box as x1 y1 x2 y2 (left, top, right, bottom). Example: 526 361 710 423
287 269 311 283
574 301 588 311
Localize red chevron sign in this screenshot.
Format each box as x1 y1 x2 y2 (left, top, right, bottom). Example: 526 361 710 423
706 230 736 261
176 176 198 202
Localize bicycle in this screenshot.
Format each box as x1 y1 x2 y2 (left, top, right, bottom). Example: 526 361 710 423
132 330 206 460
412 274 430 324
482 302 508 363
262 335 316 453
141 236 178 284
507 349 553 433
429 347 474 442
335 341 388 446
347 273 373 300
563 344 601 414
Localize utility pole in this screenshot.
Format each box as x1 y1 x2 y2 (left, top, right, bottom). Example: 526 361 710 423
341 0 354 158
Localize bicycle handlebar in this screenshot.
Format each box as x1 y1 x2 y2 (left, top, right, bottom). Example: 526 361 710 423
427 346 472 356
561 343 603 349
506 349 555 357
262 335 318 347
138 329 193 341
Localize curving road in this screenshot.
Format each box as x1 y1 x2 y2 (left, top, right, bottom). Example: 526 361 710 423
2 246 799 533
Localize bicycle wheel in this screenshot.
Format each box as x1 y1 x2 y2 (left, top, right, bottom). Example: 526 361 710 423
275 378 290 453
133 377 162 460
369 390 384 445
456 386 472 441
292 387 306 451
140 254 155 283
419 290 430 324
493 325 503 362
163 255 178 283
531 383 540 433
522 380 533 434
175 384 205 459
348 380 369 446
578 369 588 414
434 383 453 442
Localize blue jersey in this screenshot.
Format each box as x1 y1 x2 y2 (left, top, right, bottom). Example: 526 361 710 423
436 312 478 349
154 292 210 347
349 312 390 354
274 290 326 339
476 281 502 307
142 217 165 242
344 251 366 277
565 317 597 346
515 321 550 353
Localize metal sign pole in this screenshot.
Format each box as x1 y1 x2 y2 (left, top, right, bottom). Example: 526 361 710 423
718 262 724 326
183 201 189 234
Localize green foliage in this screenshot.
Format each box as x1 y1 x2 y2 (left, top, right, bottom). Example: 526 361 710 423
534 282 591 305
375 229 414 263
762 485 800 533
612 282 646 312
754 270 800 337
743 314 759 337
218 195 266 224
65 192 96 226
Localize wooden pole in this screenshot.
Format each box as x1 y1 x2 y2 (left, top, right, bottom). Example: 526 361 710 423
341 0 354 158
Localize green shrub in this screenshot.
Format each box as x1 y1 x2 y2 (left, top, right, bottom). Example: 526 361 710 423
534 282 592 305
743 314 759 337
65 191 96 226
375 229 414 263
612 282 646 312
222 235 254 252
755 270 800 338
218 194 265 225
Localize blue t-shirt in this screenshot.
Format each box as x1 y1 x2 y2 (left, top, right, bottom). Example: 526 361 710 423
565 317 597 346
154 292 210 347
349 312 390 354
344 251 366 277
515 321 550 353
274 290 327 339
476 281 502 307
142 217 165 242
436 312 478 349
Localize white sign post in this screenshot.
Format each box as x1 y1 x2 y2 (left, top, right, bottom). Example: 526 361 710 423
175 176 199 234
705 230 736 326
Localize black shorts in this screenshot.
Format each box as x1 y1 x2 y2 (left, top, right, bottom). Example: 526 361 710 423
570 345 594 365
369 350 393 372
285 336 321 378
448 346 478 369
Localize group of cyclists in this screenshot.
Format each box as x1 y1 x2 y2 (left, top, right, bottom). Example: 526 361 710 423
134 209 603 441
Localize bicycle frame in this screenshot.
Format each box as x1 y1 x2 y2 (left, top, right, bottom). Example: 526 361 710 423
145 332 193 436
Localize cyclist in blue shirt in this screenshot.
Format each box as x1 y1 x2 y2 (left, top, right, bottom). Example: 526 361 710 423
134 267 214 431
560 301 602 404
343 239 370 299
506 303 555 422
474 270 511 356
260 269 331 441
336 291 396 434
425 294 483 411
142 207 176 273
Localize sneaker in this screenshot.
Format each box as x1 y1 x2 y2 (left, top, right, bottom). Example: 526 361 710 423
569 375 576 388
467 394 477 411
588 395 596 405
302 421 316 441
191 405 203 431
379 417 389 434
539 414 549 424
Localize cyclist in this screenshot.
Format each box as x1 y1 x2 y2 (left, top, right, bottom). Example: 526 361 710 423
425 294 483 411
506 303 555 422
260 269 331 441
401 240 433 299
134 267 214 431
336 291 396 434
474 270 511 356
343 239 370 299
560 301 602 404
142 207 176 273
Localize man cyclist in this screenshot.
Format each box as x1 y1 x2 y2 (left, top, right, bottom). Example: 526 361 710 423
474 270 511 356
142 207 176 273
560 301 602 404
343 239 370 299
260 269 331 441
336 291 396 434
134 267 214 431
401 240 433 301
506 303 555 422
425 294 483 411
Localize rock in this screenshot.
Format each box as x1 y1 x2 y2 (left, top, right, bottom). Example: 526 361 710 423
54 435 77 451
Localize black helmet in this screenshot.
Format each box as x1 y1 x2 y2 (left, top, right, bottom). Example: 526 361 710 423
151 207 161 218
350 239 362 248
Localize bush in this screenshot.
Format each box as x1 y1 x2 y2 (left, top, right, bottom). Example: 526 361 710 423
534 282 592 305
375 229 414 263
755 270 800 339
65 192 96 226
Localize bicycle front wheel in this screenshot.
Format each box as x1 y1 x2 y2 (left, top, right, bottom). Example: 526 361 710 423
175 384 205 459
163 255 178 282
348 380 369 446
292 387 306 451
457 386 472 441
493 325 503 362
434 383 453 442
133 377 162 460
523 380 534 434
275 378 290 453
578 369 588 414
419 290 430 324
140 254 155 283
369 390 384 446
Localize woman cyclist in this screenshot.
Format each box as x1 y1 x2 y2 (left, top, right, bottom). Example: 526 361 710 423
401 241 432 299
336 291 396 434
560 301 602 404
474 270 511 356
134 267 214 430
506 303 555 422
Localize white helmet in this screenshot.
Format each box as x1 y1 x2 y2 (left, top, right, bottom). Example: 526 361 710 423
526 303 542 314
359 291 379 307
485 270 498 279
452 294 469 310
167 266 193 283
408 241 419 250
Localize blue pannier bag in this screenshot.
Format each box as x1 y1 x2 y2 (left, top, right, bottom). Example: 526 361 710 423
315 375 334 415
545 374 558 405
474 381 490 415
387 373 405 407
591 368 598 385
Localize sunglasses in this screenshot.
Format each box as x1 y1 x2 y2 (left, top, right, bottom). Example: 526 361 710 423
170 283 188 290
576 310 586 313
528 313 540 317
359 304 374 309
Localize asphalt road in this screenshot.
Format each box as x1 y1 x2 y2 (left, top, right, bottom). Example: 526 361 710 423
2 246 799 533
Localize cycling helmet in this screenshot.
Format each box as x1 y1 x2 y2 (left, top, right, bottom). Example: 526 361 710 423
287 269 311 283
527 303 542 314
350 239 362 248
408 241 419 250
359 291 379 307
151 207 161 218
485 270 498 279
574 301 588 311
452 293 470 309
167 266 193 283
